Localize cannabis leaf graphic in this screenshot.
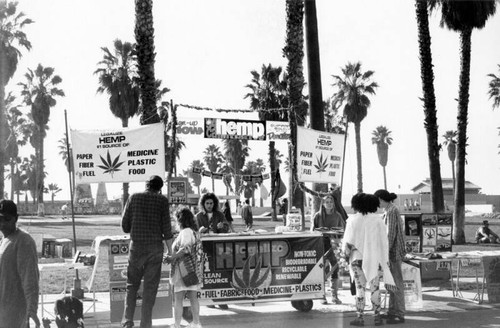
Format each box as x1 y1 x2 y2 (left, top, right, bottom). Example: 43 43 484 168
231 254 271 295
313 153 328 173
97 151 124 178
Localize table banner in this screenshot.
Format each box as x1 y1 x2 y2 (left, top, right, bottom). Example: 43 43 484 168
483 255 500 303
402 261 423 309
71 123 165 183
198 235 324 303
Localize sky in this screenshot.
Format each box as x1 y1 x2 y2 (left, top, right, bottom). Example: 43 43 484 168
7 0 500 206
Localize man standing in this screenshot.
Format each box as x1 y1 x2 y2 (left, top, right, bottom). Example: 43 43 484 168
241 199 253 231
122 176 173 328
375 189 406 325
0 199 41 328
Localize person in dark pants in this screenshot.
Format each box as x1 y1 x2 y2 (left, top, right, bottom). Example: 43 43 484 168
121 176 173 328
222 200 235 232
241 199 253 231
375 189 406 325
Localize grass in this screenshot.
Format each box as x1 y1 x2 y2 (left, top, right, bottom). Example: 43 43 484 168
18 213 500 294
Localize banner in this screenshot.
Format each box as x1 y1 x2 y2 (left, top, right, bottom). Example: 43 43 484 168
204 118 266 140
296 126 344 184
266 121 290 140
198 234 324 304
71 123 165 183
176 118 204 137
402 261 423 309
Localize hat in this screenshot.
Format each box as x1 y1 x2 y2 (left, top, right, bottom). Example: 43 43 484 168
0 199 17 217
483 220 489 225
146 175 164 191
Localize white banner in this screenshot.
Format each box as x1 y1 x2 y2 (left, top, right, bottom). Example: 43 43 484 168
71 123 165 183
296 126 344 184
266 121 290 141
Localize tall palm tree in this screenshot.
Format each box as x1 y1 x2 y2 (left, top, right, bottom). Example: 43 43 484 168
331 62 378 193
223 139 250 201
19 64 64 211
371 125 393 190
95 39 140 205
0 1 33 197
5 92 29 200
284 0 307 225
245 63 287 220
134 0 160 125
188 160 205 195
488 64 500 109
442 130 457 197
415 0 445 213
430 0 496 244
203 144 224 193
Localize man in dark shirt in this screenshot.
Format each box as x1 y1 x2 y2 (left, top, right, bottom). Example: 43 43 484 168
121 175 173 328
476 220 500 244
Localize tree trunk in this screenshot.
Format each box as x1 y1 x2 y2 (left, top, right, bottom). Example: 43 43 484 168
453 28 472 245
37 127 45 216
10 162 15 200
269 141 278 221
135 0 160 125
211 178 215 194
451 159 455 197
354 122 363 193
415 0 444 213
383 165 387 190
0 58 6 199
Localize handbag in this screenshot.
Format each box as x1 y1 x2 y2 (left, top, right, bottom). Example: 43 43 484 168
179 252 199 286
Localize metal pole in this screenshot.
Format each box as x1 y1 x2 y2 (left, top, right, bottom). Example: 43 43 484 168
64 110 77 253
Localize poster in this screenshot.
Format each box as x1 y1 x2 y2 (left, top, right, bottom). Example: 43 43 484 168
71 123 165 183
296 126 344 184
168 177 188 204
198 234 324 304
176 117 204 137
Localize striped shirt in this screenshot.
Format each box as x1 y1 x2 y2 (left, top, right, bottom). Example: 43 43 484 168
383 203 406 261
122 190 173 246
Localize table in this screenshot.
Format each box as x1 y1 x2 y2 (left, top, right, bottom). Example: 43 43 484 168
38 262 95 318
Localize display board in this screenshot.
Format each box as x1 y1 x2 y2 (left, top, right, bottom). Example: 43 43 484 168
108 240 172 322
402 213 453 253
197 233 324 305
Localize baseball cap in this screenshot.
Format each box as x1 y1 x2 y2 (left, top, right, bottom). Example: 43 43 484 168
0 199 17 218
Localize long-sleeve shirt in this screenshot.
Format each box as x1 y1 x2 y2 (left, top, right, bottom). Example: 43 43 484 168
122 190 173 247
0 229 39 328
383 203 406 261
195 210 228 233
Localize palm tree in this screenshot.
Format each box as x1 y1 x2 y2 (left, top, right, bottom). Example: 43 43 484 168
47 183 61 205
414 0 445 214
5 92 29 200
284 0 307 225
371 126 393 190
134 0 160 125
95 39 140 205
245 63 287 220
241 159 266 207
429 0 496 244
203 144 224 193
442 130 457 197
488 64 500 109
331 62 378 193
223 139 250 201
0 1 33 197
18 64 64 211
188 160 205 195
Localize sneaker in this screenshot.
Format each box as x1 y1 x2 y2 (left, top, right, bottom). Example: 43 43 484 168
374 315 384 326
386 316 405 324
188 323 203 328
218 304 229 309
332 296 342 304
350 317 364 326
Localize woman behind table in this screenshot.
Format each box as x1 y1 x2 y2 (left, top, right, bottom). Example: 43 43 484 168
169 207 202 328
342 193 395 327
222 201 235 232
310 193 347 304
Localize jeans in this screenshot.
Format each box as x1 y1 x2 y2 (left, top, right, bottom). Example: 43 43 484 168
122 244 163 328
388 259 406 317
